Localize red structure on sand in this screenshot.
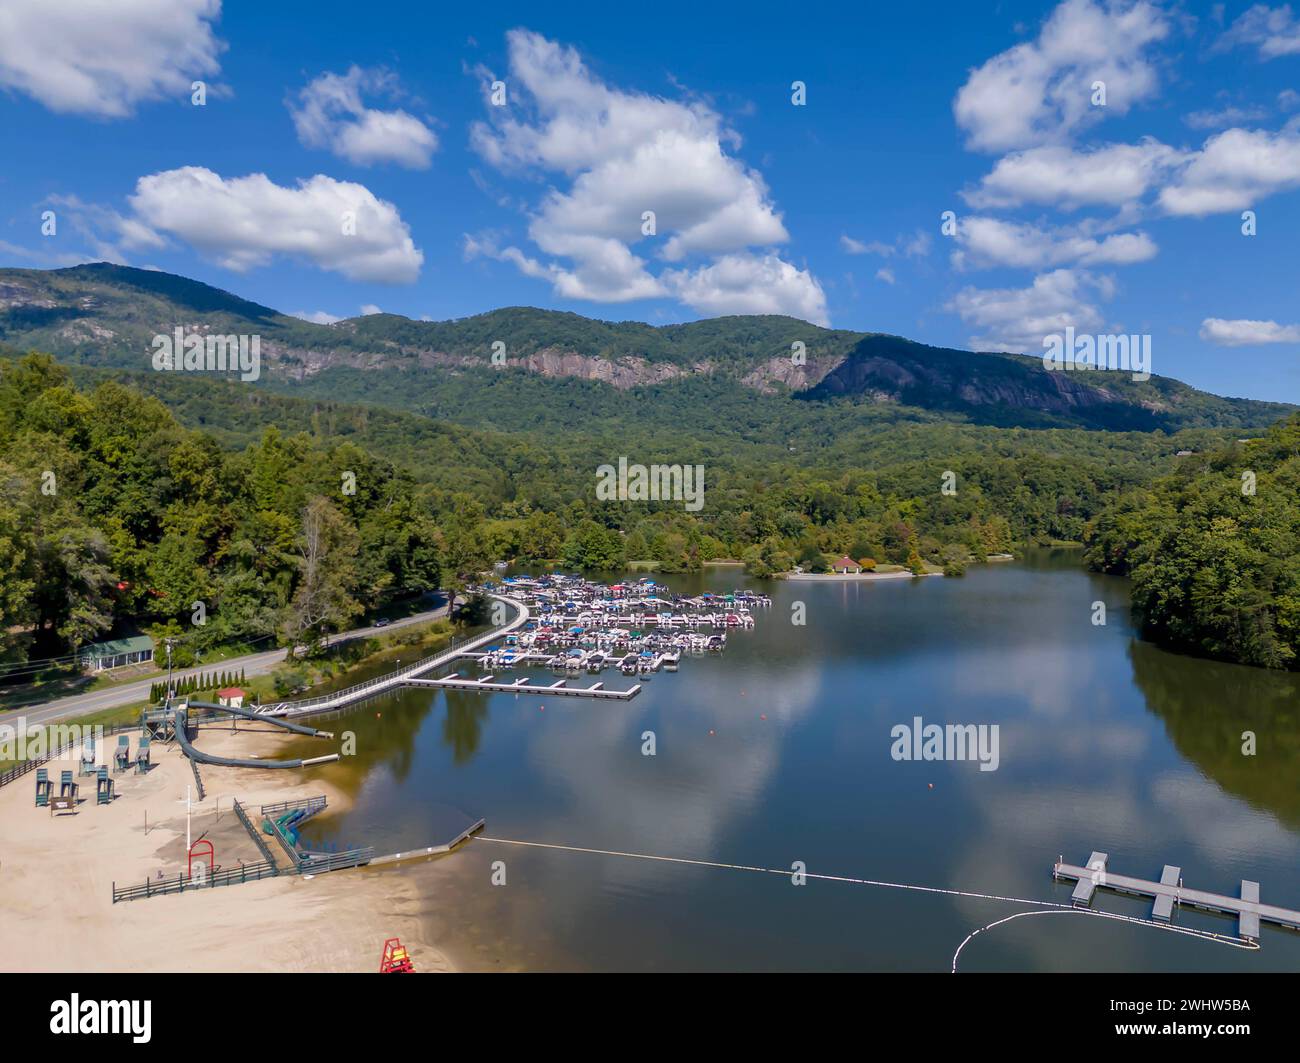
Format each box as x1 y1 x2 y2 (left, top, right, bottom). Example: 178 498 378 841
379 938 414 973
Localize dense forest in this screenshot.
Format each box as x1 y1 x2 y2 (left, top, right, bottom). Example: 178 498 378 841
0 345 1214 672
0 353 454 668
4 331 1297 675
1085 414 1300 671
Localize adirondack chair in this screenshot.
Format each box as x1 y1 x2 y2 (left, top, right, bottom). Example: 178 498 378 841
135 734 151 773
34 768 51 807
79 735 96 776
114 735 130 773
96 766 114 805
59 769 78 801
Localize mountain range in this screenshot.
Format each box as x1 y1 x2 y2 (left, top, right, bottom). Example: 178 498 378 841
0 262 1291 435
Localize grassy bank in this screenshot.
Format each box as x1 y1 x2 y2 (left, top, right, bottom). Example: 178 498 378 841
0 618 462 772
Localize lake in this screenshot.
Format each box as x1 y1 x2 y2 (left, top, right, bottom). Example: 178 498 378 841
288 549 1300 971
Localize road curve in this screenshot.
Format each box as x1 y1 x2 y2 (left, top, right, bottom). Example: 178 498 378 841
1 599 451 730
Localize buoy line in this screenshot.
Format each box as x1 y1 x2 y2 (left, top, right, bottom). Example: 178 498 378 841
950 908 1258 973
473 836 1259 969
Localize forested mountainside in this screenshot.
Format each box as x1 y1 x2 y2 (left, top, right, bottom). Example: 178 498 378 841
0 345 1233 669
3 263 1297 672
1 263 1291 433
1086 414 1300 670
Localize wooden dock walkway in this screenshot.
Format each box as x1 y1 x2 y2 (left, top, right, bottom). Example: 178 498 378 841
403 674 641 699
1053 851 1300 941
369 818 487 867
258 594 529 718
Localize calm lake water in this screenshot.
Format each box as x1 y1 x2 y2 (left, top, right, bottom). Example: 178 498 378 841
288 550 1300 971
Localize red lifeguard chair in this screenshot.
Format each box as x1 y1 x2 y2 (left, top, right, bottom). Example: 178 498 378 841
379 937 414 973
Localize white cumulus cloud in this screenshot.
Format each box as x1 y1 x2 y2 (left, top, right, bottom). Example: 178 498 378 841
946 268 1115 352
289 66 437 169
290 309 343 325
0 0 224 118
1158 126 1300 215
966 140 1183 210
1218 4 1300 59
467 30 821 320
128 167 423 282
954 0 1169 152
953 216 1157 269
1199 317 1300 345
662 253 828 324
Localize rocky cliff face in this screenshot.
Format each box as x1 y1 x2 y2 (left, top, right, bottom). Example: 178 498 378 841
262 340 715 387
1 263 1292 431
800 337 1173 418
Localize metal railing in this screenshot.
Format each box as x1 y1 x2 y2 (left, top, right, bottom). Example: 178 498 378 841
298 847 376 874
257 596 527 719
111 859 280 902
260 795 327 817
232 798 281 868
0 721 144 790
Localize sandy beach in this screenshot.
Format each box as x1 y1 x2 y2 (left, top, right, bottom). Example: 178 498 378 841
0 723 456 973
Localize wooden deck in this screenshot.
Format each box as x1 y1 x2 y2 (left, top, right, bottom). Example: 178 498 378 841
1053 852 1300 941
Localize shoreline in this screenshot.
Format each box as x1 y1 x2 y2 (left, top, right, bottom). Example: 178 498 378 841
0 725 458 973
783 570 943 581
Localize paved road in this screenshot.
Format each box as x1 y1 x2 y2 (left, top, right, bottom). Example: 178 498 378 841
1 598 450 730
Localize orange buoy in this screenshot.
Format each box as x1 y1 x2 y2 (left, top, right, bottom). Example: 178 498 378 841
760 714 767 720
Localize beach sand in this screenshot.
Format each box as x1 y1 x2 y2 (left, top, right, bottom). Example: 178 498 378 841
0 723 456 973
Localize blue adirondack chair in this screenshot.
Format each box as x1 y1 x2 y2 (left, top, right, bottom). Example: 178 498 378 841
59 769 78 801
96 766 114 805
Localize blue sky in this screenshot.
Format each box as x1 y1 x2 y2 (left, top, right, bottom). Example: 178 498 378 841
2 0 1300 401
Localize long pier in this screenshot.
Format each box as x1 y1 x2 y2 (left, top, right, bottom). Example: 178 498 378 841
403 674 641 699
258 593 530 718
1053 851 1300 941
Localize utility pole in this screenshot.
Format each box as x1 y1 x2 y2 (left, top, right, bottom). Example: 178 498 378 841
164 637 176 703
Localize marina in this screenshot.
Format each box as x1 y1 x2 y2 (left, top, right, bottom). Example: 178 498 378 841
252 574 764 717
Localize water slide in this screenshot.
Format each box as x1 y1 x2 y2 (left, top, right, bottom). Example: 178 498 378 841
171 699 340 770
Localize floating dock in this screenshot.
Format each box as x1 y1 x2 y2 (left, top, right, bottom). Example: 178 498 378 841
403 674 640 699
1053 851 1300 941
369 818 486 867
